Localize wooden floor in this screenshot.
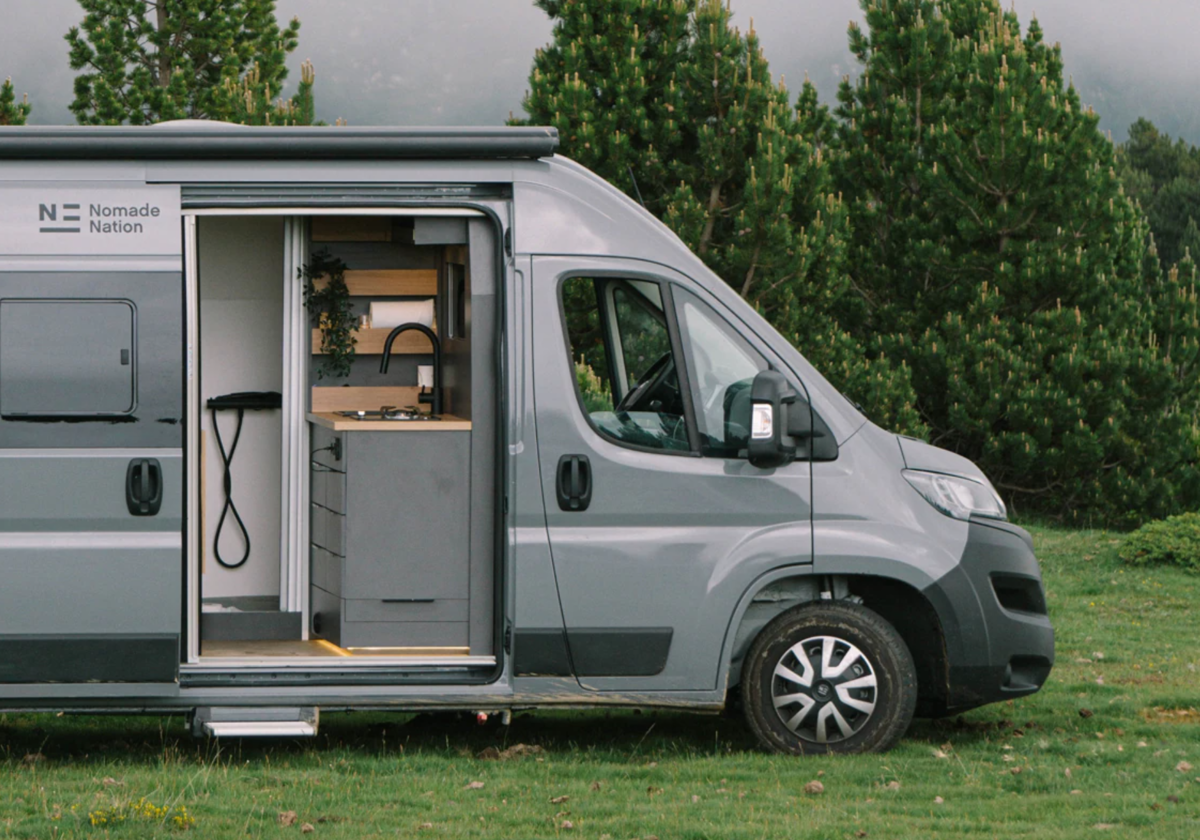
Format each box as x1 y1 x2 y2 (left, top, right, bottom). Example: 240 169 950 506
201 639 470 658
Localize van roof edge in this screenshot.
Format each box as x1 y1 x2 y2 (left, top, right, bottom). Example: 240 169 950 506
0 125 559 161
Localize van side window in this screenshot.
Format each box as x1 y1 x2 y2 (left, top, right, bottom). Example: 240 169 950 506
560 277 690 452
673 288 768 458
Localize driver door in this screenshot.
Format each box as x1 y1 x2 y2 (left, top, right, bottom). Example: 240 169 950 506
531 256 812 692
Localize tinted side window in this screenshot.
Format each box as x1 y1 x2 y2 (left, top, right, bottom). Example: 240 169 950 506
560 277 690 452
674 288 768 457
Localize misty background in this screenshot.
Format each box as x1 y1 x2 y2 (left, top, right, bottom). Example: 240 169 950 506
1 0 1196 144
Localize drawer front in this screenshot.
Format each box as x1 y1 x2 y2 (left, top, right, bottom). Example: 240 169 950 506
310 544 343 595
342 431 470 601
325 468 346 513
311 464 346 513
325 549 343 595
310 543 327 591
310 504 345 556
311 464 327 510
344 598 468 623
310 504 325 551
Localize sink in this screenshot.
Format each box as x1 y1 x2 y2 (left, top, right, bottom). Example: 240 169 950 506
335 406 441 422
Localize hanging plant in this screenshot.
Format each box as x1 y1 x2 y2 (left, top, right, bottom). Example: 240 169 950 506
300 250 356 379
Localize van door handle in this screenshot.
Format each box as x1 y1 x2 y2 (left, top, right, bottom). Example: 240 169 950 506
556 454 592 512
126 458 164 516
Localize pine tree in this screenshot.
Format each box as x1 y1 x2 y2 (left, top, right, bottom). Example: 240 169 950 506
1117 120 1200 267
1181 216 1200 265
212 58 317 126
834 0 1200 524
65 0 314 125
0 78 31 126
515 0 693 213
519 0 923 433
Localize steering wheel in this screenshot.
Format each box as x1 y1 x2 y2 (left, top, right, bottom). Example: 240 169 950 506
615 352 674 414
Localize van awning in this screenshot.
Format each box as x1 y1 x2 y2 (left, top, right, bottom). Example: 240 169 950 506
0 125 559 161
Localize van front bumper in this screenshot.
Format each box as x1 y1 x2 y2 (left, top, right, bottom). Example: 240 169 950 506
921 519 1055 714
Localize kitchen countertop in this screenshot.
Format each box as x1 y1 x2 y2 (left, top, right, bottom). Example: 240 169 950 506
308 412 472 432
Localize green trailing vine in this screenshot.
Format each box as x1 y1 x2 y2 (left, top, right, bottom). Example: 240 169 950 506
300 250 356 379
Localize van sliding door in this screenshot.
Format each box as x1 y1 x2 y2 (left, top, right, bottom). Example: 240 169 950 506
0 184 185 689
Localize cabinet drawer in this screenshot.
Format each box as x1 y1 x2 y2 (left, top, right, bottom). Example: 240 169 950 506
311 464 346 514
325 468 346 513
310 543 327 591
345 598 468 623
310 544 343 595
311 464 327 510
310 503 345 556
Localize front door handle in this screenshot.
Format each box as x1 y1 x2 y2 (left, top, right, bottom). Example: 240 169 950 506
126 458 163 516
556 454 592 512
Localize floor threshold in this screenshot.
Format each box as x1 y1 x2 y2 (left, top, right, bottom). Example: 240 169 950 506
183 654 496 672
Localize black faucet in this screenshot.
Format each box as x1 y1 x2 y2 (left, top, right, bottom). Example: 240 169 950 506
380 322 443 416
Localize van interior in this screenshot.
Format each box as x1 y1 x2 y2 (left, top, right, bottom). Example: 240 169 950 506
190 212 496 671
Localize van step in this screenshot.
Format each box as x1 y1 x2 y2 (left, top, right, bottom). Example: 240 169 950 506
203 720 316 738
192 706 318 738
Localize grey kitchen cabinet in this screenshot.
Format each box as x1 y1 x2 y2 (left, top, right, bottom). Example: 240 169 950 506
310 425 471 648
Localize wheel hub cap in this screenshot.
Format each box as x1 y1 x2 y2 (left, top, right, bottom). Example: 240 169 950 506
771 635 878 744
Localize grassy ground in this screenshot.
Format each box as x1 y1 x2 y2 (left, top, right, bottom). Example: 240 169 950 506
1 527 1198 839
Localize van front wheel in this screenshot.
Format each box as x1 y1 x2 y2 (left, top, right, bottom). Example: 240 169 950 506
742 601 917 755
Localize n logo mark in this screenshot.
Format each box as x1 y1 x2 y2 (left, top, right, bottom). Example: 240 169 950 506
38 202 81 234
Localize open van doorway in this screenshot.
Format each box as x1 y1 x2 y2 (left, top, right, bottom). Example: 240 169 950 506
184 210 499 675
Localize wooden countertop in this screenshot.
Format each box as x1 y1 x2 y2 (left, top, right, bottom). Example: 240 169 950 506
308 412 472 432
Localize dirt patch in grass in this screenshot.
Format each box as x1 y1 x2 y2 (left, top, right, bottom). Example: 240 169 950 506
1141 706 1200 723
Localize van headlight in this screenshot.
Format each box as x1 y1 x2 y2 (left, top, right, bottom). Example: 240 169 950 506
902 470 1007 521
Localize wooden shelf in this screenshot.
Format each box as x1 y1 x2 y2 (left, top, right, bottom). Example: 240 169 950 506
312 326 434 355
313 269 437 297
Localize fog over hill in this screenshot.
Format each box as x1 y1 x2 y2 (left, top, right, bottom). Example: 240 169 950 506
2 0 1197 145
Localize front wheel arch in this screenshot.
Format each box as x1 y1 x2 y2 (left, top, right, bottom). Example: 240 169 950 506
742 600 918 754
722 572 950 717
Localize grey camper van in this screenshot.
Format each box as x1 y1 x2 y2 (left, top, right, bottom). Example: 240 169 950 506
0 125 1053 754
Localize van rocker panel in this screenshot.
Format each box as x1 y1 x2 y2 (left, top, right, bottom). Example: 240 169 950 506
0 635 177 683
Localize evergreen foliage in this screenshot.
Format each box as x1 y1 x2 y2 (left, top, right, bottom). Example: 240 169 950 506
65 0 315 125
1119 511 1200 573
518 0 692 215
216 58 317 126
517 0 924 435
834 0 1200 524
1118 120 1200 269
0 78 31 126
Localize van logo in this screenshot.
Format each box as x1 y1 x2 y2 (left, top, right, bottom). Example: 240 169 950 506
38 202 82 234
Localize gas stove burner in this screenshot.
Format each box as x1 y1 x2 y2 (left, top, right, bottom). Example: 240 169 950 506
333 405 442 422
380 405 423 420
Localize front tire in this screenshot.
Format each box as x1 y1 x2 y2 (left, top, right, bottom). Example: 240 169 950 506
742 601 917 755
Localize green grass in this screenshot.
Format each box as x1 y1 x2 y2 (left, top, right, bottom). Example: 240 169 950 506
2 527 1198 838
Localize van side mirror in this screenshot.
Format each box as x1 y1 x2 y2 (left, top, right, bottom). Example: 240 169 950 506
747 370 837 467
748 371 798 468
